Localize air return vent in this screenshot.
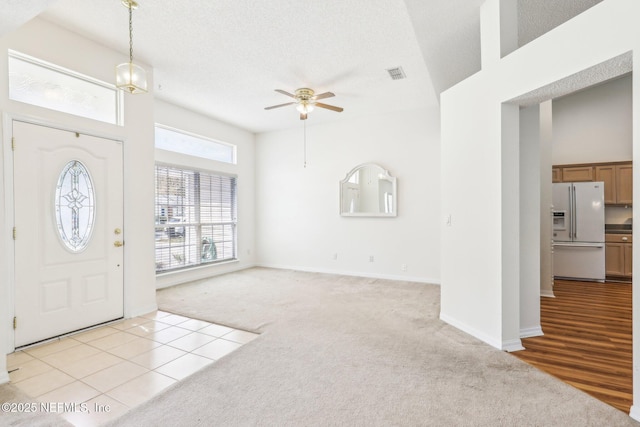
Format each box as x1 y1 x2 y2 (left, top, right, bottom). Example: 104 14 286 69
386 66 406 80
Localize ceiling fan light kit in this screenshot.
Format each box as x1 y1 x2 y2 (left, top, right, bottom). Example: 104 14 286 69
265 87 343 120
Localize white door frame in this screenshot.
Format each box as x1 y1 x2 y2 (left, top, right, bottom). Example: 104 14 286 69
1 113 126 353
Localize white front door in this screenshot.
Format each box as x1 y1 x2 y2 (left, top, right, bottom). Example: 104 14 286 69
13 121 124 347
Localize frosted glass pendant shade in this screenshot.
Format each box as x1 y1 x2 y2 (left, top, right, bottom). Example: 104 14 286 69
116 61 147 94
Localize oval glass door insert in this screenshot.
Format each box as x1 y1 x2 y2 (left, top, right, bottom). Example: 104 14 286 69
55 160 96 252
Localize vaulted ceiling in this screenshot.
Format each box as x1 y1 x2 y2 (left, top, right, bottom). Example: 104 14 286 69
1 0 603 133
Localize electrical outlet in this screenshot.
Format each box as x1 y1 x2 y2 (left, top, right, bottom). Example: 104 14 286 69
369 255 374 262
332 253 338 260
401 264 407 272
446 214 452 226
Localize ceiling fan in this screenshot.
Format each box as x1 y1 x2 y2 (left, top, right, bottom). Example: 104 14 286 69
264 88 344 120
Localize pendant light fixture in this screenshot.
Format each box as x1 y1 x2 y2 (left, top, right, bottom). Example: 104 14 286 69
116 0 147 94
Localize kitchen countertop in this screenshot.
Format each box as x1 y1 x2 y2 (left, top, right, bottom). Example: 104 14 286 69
605 224 632 234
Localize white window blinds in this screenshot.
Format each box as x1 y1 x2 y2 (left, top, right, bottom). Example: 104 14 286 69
155 165 237 273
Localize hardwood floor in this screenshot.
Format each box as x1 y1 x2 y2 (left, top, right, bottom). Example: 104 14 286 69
512 279 632 413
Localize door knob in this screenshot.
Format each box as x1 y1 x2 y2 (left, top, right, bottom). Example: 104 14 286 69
114 241 124 247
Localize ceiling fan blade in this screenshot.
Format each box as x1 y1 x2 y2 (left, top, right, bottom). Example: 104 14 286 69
315 102 344 113
300 112 307 120
313 92 335 100
264 102 296 110
275 89 296 98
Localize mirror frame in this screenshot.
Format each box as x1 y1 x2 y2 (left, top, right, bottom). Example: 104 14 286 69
340 163 397 217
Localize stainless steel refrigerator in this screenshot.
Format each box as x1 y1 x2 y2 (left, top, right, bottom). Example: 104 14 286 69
552 181 605 281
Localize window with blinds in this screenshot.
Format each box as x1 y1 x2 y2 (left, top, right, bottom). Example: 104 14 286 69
155 165 237 273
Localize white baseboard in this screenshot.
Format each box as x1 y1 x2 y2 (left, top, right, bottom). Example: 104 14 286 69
439 312 502 350
540 290 555 298
156 261 255 289
629 404 640 421
127 303 159 319
256 263 439 285
440 312 526 352
502 339 525 352
520 326 543 339
0 370 9 385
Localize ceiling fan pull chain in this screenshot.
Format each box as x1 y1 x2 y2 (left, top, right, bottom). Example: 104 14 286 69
304 120 307 168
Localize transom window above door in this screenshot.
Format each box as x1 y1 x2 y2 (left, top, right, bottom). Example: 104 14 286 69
8 50 123 125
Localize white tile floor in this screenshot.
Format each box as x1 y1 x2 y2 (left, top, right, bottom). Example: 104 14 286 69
6 310 258 426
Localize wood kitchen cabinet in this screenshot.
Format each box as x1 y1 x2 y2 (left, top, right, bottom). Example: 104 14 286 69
624 244 633 277
554 161 632 205
560 166 594 182
617 163 633 204
605 233 632 279
595 163 633 205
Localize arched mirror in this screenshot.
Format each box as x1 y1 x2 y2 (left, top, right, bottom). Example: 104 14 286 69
340 163 396 217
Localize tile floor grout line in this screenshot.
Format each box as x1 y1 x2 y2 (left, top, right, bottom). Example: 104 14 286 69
5 310 258 426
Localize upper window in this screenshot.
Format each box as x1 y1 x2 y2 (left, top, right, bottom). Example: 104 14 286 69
155 125 236 164
8 50 122 125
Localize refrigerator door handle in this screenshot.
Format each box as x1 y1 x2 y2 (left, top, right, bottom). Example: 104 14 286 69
567 186 573 240
572 185 578 239
553 242 604 248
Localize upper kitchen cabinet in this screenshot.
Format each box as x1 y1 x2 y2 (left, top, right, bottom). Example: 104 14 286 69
595 162 632 205
554 161 632 205
617 163 633 204
559 165 594 182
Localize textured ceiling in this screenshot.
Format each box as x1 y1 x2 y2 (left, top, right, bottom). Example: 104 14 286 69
0 0 57 35
508 52 632 106
37 0 439 133
1 0 606 133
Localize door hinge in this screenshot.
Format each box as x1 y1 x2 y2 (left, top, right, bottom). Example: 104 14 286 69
13 317 16 330
13 227 16 240
11 137 15 151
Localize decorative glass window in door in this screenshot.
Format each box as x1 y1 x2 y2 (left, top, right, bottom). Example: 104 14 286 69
55 160 96 252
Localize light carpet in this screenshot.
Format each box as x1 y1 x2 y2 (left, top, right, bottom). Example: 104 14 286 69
108 267 637 426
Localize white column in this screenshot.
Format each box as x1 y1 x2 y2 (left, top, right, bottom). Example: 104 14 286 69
539 101 555 298
519 105 543 338
629 54 640 422
502 103 524 351
481 0 518 69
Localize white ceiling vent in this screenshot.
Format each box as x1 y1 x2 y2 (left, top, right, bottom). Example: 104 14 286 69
386 66 406 80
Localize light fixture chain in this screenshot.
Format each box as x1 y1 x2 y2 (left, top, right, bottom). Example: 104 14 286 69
128 4 134 63
304 120 307 168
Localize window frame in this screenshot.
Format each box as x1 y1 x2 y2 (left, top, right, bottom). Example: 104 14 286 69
154 124 237 164
154 163 238 274
8 50 124 125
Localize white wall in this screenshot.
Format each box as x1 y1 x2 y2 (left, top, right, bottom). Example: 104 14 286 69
0 17 157 380
519 105 542 338
552 73 632 164
441 0 640 418
441 0 637 345
154 101 256 288
255 108 440 283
